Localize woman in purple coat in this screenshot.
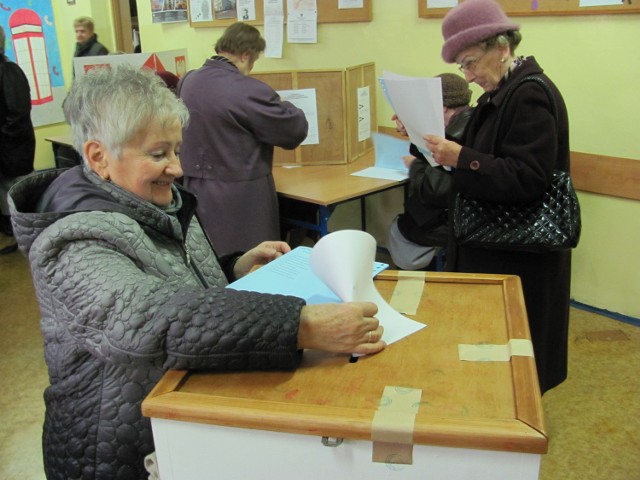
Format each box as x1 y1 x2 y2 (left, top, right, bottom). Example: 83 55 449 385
179 22 308 255
425 0 573 394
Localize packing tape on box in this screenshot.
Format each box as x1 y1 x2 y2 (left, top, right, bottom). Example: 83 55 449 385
371 386 422 465
389 271 425 315
458 339 534 362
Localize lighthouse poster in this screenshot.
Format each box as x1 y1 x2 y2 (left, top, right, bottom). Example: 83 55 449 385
1 1 65 126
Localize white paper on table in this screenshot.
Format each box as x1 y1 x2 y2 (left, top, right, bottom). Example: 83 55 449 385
380 72 445 168
310 230 426 346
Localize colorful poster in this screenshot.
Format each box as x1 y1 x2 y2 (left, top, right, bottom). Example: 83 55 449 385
1 0 65 126
74 49 188 80
151 0 188 23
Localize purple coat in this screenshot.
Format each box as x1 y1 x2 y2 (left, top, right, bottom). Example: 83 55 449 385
178 58 308 255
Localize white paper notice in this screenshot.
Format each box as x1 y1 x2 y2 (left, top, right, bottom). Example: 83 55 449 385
190 0 214 22
264 15 284 58
339 0 364 8
380 71 445 168
287 0 318 43
357 86 371 142
427 0 458 8
579 0 624 6
278 88 319 145
237 0 257 20
310 230 426 346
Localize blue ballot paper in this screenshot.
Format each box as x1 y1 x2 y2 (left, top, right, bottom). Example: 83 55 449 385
227 246 388 304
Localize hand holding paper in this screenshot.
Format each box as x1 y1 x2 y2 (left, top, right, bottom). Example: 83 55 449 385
310 230 425 346
379 71 445 168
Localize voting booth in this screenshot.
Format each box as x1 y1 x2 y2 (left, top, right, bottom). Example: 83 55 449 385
251 62 377 166
143 271 547 480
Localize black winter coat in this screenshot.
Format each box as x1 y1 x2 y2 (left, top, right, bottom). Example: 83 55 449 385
0 56 35 178
449 57 572 393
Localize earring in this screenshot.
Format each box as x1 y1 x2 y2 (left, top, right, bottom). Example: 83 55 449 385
500 58 506 63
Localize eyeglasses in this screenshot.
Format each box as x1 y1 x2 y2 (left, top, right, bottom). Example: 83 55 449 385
457 51 488 74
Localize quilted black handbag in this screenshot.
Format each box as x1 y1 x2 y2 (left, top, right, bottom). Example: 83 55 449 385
452 76 581 253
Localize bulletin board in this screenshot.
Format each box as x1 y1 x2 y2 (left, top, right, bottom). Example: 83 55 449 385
418 0 640 18
189 0 372 28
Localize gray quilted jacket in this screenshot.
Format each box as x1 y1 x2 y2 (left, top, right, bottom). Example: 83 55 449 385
9 166 305 480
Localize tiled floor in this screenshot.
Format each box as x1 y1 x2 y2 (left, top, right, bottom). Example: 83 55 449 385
1 251 639 480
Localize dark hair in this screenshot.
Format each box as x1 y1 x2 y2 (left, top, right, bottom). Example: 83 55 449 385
215 22 265 60
482 30 522 55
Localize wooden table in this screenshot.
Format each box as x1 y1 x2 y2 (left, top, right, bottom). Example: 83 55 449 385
274 151 406 236
143 271 546 480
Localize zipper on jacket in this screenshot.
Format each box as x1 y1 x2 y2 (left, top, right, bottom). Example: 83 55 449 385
183 241 210 288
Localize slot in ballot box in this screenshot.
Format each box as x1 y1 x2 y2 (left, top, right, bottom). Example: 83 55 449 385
142 271 547 480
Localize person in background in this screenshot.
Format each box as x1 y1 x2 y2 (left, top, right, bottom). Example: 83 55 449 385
424 0 571 394
178 22 308 256
0 26 35 254
8 65 384 480
155 69 180 95
387 73 474 270
73 16 109 75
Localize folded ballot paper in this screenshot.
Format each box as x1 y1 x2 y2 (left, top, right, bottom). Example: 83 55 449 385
351 132 410 181
227 230 425 346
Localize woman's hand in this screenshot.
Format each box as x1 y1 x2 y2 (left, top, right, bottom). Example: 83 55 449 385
233 241 291 279
403 155 417 169
391 114 408 136
424 134 462 168
298 302 386 355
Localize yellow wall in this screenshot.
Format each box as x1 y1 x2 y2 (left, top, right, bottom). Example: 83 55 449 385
34 1 640 318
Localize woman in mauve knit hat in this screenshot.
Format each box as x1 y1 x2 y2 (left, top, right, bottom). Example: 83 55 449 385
424 0 575 394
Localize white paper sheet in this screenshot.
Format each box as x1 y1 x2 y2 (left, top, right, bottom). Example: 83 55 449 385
264 0 284 58
379 72 445 168
278 88 319 145
310 231 426 346
228 231 425 347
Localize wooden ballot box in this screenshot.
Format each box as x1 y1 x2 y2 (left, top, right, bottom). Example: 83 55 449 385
251 62 377 166
142 271 546 480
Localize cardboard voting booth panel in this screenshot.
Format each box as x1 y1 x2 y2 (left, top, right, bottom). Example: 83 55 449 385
252 62 377 166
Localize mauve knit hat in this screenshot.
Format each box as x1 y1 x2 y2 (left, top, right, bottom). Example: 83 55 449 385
437 73 472 107
441 0 519 63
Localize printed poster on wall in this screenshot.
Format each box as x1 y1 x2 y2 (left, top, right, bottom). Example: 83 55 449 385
151 0 188 23
0 0 65 127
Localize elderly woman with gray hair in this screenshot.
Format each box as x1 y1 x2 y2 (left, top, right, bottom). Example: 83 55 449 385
424 0 573 394
9 65 385 479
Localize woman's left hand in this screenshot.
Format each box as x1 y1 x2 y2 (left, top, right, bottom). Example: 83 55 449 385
233 241 291 279
424 134 462 168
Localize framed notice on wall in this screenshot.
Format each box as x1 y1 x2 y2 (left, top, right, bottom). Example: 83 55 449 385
418 0 640 17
